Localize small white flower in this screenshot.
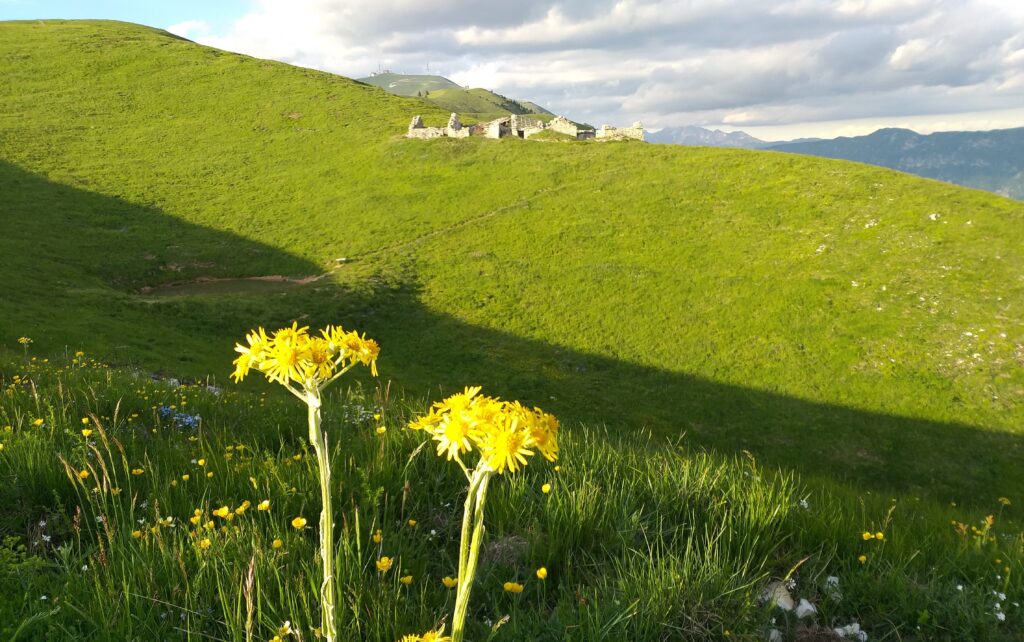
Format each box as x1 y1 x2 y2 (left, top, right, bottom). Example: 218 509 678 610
42 535 52 543
956 585 963 591
996 612 1006 622
81 564 89 572
40 595 48 600
38 520 47 528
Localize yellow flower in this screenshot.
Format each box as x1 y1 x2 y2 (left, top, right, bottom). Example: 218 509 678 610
81 417 90 425
258 500 270 511
419 628 450 642
376 556 393 573
131 468 144 476
213 506 231 519
998 497 1011 506
272 538 283 549
400 575 413 585
199 538 212 550
376 426 387 434
372 529 382 544
536 567 548 580
18 337 32 345
407 519 417 527
32 418 44 427
541 483 551 494
111 487 121 495
292 516 307 529
197 459 206 466
503 581 524 593
78 469 90 480
131 530 142 538
479 413 534 474
206 471 214 478
277 621 292 636
182 474 190 481
235 500 251 515
190 515 201 526
861 531 872 541
875 532 884 541
204 520 214 530
858 555 868 564
81 428 93 437
442 576 458 588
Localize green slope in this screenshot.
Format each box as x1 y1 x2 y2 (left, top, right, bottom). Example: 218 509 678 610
2 20 1024 506
356 71 460 95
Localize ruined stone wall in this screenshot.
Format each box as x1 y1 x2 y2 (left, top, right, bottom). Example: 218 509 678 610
595 122 645 141
548 116 579 138
407 126 447 139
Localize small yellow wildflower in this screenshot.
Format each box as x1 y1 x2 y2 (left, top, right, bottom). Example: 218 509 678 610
407 519 417 527
376 556 393 573
541 483 551 494
111 487 121 495
372 529 382 544
503 581 524 593
235 500 252 515
292 453 302 461
18 337 32 345
81 428 93 437
272 538 283 549
858 554 868 564
292 516 307 529
131 530 142 538
277 621 292 636
212 506 230 519
258 500 270 511
998 497 1011 506
206 471 214 478
400 575 413 585
197 459 206 466
131 468 144 476
861 531 872 541
78 469 90 480
190 515 201 526
376 426 387 434
875 532 884 541
442 576 458 588
182 474 190 481
199 538 212 550
32 418 44 427
536 567 548 580
81 417 90 425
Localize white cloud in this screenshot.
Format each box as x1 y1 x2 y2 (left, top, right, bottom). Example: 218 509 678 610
166 20 212 40
192 0 1024 137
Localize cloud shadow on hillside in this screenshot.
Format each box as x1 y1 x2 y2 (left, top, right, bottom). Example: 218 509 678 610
2 159 1020 508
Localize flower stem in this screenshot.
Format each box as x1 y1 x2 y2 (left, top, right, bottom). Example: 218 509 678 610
451 468 492 642
307 392 337 642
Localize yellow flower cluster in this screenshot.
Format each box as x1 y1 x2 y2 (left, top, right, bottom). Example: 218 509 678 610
409 387 559 474
231 322 380 387
400 628 451 642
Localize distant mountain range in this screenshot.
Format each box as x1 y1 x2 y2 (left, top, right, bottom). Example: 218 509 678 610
768 127 1024 200
651 125 1024 200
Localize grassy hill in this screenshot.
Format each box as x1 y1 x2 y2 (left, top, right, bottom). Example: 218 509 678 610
358 72 555 123
356 72 461 96
2 19 1023 502
0 20 1023 638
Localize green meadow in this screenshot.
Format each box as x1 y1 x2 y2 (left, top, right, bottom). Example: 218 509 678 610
0 19 1022 640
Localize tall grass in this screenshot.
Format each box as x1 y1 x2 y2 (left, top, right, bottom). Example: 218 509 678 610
1 352 1020 640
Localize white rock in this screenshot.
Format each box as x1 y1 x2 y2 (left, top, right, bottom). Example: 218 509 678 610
767 628 783 642
795 598 817 618
761 581 795 611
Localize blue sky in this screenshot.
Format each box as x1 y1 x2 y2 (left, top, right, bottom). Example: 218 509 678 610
0 0 246 32
4 1 1024 139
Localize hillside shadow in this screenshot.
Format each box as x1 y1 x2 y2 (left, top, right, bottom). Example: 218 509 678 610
2 159 1020 507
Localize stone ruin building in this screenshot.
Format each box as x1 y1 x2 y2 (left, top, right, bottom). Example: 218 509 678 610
406 112 644 142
